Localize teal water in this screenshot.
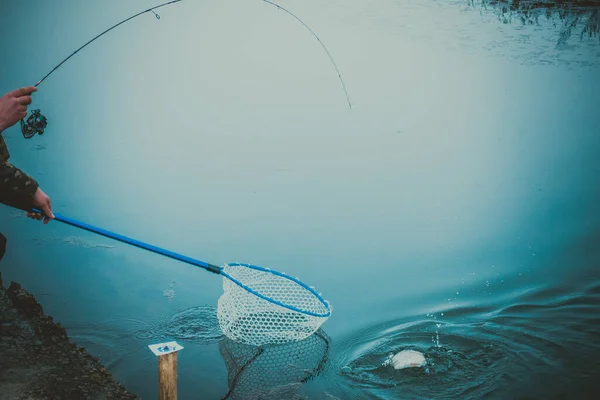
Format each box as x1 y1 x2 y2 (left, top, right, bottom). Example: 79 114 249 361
1 0 599 398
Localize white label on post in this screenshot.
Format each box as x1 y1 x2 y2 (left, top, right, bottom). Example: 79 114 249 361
148 341 184 356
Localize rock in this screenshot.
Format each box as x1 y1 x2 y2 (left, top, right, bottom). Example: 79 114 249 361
7 282 44 318
0 278 140 399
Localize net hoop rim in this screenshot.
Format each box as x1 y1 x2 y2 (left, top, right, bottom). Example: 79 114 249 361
220 262 332 318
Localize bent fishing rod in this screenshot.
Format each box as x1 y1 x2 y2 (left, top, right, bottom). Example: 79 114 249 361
20 0 352 139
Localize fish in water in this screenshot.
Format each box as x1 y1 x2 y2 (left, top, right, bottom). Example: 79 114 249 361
387 349 426 370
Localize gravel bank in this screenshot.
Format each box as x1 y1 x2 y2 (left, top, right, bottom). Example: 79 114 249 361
0 272 139 400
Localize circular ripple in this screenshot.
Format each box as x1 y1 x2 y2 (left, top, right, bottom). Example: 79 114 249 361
331 284 600 400
338 321 506 398
134 305 223 344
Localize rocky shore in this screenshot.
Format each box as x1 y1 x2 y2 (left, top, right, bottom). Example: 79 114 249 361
0 272 139 400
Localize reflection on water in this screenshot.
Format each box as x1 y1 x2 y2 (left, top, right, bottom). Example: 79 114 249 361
220 330 330 400
470 0 600 46
73 307 331 399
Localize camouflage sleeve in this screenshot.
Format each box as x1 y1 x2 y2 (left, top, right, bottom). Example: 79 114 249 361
0 160 39 212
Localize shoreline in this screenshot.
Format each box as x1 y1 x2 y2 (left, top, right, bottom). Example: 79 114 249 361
0 272 139 400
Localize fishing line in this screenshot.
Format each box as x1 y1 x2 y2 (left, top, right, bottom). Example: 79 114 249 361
261 0 352 109
33 0 181 88
21 0 352 138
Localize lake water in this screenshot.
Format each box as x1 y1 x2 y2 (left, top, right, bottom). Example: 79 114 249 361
1 0 599 398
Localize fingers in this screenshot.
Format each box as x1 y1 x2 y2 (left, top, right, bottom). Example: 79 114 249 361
27 210 52 224
41 202 55 220
29 187 55 224
10 86 37 98
12 87 36 115
17 95 32 106
26 212 43 221
43 202 53 224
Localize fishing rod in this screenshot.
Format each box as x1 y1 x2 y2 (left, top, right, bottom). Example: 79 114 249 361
20 0 352 139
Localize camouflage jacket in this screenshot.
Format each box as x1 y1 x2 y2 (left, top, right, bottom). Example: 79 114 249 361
0 132 38 211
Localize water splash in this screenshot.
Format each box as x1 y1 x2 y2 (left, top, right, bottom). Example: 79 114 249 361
332 280 600 399
426 312 444 348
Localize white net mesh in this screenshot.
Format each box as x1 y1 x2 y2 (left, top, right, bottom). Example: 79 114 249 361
216 263 331 346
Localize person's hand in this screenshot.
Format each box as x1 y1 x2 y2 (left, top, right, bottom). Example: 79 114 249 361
27 187 55 224
0 86 37 132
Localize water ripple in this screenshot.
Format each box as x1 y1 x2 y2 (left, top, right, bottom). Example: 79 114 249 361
133 305 223 344
329 280 600 399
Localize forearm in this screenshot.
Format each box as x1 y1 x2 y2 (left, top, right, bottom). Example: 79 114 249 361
0 160 39 211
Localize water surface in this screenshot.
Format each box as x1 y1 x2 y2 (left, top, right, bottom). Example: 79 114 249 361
0 0 599 398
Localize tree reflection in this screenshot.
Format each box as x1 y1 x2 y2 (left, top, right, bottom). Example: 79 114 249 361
469 0 600 45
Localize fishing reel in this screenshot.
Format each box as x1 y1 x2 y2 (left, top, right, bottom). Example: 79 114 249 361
20 109 47 139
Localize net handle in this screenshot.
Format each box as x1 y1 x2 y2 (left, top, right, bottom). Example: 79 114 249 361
31 208 223 274
29 208 331 318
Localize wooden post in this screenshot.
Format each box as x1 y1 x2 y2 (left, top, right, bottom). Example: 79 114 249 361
148 341 183 400
159 352 178 400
